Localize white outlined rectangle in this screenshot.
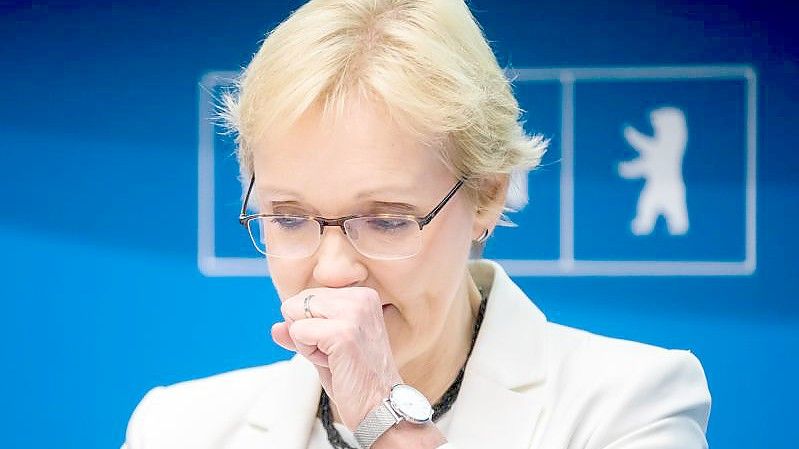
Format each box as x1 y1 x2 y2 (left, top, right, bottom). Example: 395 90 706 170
198 65 757 277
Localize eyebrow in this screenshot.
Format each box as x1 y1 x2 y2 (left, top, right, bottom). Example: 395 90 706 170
258 185 415 200
257 183 426 213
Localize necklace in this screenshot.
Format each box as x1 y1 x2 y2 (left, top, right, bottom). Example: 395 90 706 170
318 288 489 449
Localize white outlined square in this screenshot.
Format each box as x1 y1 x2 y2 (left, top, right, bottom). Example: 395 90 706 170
198 65 757 277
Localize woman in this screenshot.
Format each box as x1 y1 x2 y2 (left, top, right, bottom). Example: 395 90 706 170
122 1 711 448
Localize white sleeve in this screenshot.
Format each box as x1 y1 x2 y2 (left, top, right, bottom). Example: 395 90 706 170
435 443 456 449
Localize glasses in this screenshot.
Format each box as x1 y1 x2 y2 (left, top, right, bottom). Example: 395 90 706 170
238 174 465 260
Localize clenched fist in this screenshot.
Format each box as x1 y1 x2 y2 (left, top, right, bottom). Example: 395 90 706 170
271 286 404 430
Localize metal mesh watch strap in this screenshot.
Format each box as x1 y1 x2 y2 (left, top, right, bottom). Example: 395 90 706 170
353 399 401 449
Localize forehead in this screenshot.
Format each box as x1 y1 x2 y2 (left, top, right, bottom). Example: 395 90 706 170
252 98 450 193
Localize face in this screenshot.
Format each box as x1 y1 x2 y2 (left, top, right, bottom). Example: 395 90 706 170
252 97 485 366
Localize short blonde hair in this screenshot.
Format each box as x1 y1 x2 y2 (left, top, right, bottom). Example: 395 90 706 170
219 0 547 225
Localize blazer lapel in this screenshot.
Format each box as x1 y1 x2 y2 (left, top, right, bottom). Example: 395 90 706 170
225 353 322 449
445 260 549 449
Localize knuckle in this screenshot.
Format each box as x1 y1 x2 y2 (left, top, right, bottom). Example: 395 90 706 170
289 320 308 342
354 298 371 316
354 288 380 312
359 286 380 301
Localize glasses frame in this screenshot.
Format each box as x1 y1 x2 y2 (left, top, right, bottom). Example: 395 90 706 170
238 174 465 258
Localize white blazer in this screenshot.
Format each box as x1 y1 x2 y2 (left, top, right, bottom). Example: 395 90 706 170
121 259 711 449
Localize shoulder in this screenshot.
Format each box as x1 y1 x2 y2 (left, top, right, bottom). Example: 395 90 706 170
545 320 708 383
541 322 711 448
122 360 292 449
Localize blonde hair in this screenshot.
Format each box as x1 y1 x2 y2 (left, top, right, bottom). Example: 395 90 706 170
218 0 547 226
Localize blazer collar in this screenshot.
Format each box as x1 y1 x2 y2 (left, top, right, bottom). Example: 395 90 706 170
444 259 548 449
226 259 548 449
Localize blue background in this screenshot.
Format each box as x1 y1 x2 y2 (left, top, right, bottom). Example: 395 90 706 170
1 1 797 448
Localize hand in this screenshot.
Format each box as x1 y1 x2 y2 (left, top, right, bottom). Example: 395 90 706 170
271 287 403 430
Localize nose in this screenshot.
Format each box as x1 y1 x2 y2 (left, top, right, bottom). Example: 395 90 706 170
312 225 368 288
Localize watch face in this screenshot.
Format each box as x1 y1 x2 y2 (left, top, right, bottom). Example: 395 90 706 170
389 384 433 423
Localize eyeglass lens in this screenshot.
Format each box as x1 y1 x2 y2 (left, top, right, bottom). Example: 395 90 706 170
247 216 423 260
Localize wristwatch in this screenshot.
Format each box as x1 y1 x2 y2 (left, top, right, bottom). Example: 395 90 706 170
353 383 433 449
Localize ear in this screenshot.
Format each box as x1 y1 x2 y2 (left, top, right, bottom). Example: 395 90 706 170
472 173 510 240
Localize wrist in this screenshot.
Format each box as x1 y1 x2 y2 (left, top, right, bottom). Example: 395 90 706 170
354 381 436 449
351 381 399 429
371 420 447 449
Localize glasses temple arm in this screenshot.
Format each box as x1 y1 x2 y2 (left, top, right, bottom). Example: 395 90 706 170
240 174 256 220
419 179 465 226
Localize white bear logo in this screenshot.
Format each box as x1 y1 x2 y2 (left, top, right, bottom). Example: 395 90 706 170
618 106 689 236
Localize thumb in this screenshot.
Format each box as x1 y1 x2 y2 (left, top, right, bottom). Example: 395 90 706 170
315 365 333 400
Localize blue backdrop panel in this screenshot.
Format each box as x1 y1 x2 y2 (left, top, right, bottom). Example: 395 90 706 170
493 81 562 261
574 79 748 261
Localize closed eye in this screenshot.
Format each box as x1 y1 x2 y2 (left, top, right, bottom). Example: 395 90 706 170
270 216 308 230
364 217 413 232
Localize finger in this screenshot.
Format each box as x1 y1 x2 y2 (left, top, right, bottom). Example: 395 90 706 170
287 318 338 367
273 321 329 367
305 348 330 367
280 290 339 322
288 318 352 360
280 287 380 323
271 321 296 352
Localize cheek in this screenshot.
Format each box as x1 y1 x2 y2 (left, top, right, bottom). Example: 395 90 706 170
429 195 474 253
380 240 468 328
266 259 311 299
381 202 472 304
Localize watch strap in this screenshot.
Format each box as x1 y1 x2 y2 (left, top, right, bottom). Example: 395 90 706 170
353 399 402 449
